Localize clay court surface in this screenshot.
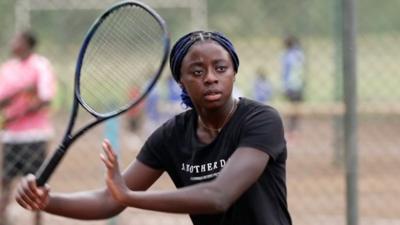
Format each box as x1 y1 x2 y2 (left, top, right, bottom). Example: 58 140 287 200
3 111 400 225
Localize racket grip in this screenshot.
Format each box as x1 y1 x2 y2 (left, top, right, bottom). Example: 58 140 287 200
36 145 66 186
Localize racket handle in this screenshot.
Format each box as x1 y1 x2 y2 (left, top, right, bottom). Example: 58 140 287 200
36 145 66 186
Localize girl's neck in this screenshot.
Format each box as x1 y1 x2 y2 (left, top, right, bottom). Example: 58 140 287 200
197 98 238 133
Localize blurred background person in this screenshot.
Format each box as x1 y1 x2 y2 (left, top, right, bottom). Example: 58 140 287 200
0 30 56 225
281 35 305 140
166 75 184 119
167 75 182 104
126 86 145 132
143 84 162 135
253 68 273 104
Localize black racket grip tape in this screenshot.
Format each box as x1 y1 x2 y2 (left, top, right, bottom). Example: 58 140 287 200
36 145 66 186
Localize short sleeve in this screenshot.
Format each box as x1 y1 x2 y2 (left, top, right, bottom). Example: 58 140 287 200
238 106 286 160
36 57 56 101
136 124 168 170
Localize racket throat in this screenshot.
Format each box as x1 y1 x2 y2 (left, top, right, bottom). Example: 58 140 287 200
35 141 70 186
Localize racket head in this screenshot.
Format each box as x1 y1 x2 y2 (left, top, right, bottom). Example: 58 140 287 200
75 0 170 118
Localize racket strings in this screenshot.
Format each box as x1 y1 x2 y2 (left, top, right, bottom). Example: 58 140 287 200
112 9 163 79
81 11 132 104
87 7 161 96
83 25 128 106
96 11 160 104
80 4 166 115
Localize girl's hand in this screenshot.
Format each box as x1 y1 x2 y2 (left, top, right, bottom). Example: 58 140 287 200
15 174 50 211
100 139 130 205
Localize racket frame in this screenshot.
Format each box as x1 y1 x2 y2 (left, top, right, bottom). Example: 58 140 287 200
35 0 170 186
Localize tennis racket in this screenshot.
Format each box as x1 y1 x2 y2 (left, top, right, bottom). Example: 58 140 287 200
35 0 170 186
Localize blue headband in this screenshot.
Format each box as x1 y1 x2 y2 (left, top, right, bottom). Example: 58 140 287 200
170 31 240 82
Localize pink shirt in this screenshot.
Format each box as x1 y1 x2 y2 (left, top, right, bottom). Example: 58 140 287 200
0 54 56 143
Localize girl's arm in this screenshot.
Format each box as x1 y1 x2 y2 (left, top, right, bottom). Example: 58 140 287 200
16 156 163 220
101 140 269 214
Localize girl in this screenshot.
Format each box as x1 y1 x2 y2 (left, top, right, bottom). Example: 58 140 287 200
16 31 292 225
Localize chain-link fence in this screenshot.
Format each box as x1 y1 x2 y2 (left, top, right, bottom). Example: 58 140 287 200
1 0 399 225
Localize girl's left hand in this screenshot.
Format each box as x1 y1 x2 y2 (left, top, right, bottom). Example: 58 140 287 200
100 139 130 204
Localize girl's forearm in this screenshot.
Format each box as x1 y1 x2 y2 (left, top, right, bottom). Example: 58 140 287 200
121 182 229 214
45 189 125 220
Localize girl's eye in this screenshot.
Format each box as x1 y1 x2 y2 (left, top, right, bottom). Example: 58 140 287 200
192 69 204 76
216 66 227 72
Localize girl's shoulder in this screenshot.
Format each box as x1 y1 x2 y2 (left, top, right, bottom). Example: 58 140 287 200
157 109 195 134
238 97 280 116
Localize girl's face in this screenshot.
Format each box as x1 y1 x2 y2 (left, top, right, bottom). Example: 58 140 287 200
179 41 235 110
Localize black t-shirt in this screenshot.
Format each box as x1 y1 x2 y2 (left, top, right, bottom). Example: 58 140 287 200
137 98 292 225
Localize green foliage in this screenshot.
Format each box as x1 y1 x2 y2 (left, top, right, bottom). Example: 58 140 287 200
1 0 400 105
0 0 15 60
208 0 400 37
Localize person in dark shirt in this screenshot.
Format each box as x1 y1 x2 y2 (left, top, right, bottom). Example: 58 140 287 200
15 31 292 225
